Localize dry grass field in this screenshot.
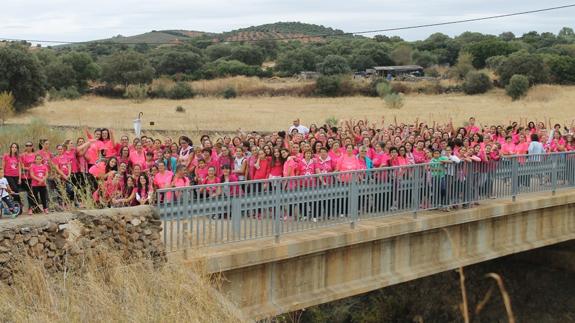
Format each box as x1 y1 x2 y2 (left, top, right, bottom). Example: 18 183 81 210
7 84 575 133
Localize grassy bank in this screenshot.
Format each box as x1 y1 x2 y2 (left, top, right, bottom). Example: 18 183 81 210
0 251 244 322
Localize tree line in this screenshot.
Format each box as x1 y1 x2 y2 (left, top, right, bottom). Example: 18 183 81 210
1 26 575 111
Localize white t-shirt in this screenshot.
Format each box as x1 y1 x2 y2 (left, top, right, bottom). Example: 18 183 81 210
288 124 309 135
0 178 9 198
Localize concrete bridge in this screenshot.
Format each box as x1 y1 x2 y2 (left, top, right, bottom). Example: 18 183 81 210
173 189 575 320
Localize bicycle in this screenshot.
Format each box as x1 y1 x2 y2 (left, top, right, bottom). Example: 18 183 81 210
0 193 21 219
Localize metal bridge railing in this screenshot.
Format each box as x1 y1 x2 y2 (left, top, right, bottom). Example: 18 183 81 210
157 152 575 251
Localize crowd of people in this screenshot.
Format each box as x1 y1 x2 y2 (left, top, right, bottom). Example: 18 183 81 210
1 116 574 218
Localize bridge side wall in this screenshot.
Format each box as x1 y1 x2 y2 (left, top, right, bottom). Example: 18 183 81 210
215 197 575 320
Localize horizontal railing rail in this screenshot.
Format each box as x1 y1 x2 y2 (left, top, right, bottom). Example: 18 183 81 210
157 152 575 251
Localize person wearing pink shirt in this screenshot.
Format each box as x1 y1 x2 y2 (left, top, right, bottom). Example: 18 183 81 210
194 159 209 184
500 136 517 156
153 162 174 202
129 142 146 170
29 155 49 214
52 144 74 208
2 143 21 205
200 166 221 198
268 148 283 179
371 143 390 168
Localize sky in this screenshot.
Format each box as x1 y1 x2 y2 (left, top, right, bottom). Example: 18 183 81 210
1 0 574 44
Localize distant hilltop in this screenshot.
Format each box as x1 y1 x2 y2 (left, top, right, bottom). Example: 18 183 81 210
62 22 349 46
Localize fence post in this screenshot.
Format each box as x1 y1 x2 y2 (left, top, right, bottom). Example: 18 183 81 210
511 157 519 202
273 181 282 243
231 197 241 241
551 154 558 195
349 173 359 229
411 166 420 219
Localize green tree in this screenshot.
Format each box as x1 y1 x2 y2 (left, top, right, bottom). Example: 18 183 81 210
315 75 341 96
390 44 413 65
413 50 438 68
0 45 46 111
498 32 516 41
464 39 519 68
558 27 575 43
154 51 203 76
316 55 350 75
45 61 77 89
505 74 530 100
100 51 155 86
451 51 475 79
229 45 265 66
496 52 548 85
60 51 100 90
545 55 575 84
205 44 233 61
485 55 507 70
462 71 492 95
275 48 319 75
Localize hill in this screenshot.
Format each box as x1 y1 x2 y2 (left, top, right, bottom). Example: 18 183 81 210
60 22 347 46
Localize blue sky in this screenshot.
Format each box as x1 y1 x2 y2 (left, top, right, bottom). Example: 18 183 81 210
1 0 574 43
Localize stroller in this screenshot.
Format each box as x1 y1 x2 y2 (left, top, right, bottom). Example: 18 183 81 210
0 191 21 219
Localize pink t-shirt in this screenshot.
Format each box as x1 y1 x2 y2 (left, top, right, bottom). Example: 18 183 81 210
2 154 19 177
129 150 146 170
38 150 52 166
30 164 49 187
52 155 71 178
336 155 361 172
153 171 173 190
372 152 390 168
86 140 104 165
20 153 36 179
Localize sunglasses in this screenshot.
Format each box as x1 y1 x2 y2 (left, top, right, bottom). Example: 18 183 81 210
25 144 33 147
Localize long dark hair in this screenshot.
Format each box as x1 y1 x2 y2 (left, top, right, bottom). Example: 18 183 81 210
137 174 150 194
105 157 118 173
9 143 19 157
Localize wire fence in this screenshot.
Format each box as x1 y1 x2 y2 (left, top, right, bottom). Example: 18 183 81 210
157 152 575 251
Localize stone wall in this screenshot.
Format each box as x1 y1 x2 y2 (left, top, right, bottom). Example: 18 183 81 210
0 206 166 284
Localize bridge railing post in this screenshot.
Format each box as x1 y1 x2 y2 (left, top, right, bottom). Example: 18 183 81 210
551 154 558 195
273 180 282 243
231 198 242 241
511 156 519 202
349 172 359 229
411 165 421 219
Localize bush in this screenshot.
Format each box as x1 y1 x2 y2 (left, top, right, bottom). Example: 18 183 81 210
168 82 195 100
315 75 341 97
48 86 82 101
462 71 493 95
496 52 548 86
325 116 339 127
383 93 405 109
175 105 185 113
375 81 392 98
485 55 507 70
0 91 15 125
505 74 530 100
316 55 350 75
222 87 237 99
123 84 148 103
149 78 174 98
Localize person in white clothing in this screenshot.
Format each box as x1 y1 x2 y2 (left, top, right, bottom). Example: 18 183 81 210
288 118 309 135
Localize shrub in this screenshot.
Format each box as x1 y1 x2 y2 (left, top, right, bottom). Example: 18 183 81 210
175 105 185 113
424 67 440 78
485 55 507 70
451 52 475 79
325 116 339 127
222 86 237 99
375 81 392 98
315 75 341 97
168 82 195 100
48 86 82 101
123 84 148 103
505 74 530 100
316 55 350 75
462 71 493 95
496 52 548 86
383 93 404 109
0 91 15 125
149 78 174 98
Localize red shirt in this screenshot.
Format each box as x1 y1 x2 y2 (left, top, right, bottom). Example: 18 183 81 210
253 158 270 180
30 164 49 187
